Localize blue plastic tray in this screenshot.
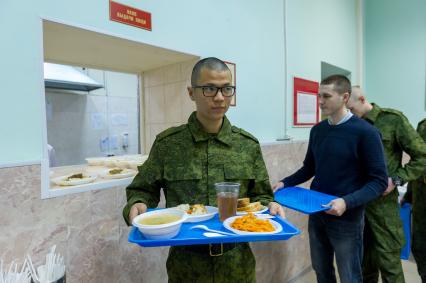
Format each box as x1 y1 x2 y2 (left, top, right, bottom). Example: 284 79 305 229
400 203 411 260
128 211 300 247
274 187 338 214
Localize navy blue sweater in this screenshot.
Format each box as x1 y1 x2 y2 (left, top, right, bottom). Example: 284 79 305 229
282 116 388 221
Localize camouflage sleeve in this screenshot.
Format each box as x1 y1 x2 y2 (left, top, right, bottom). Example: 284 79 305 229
247 144 274 206
394 115 426 182
122 139 164 225
418 119 426 141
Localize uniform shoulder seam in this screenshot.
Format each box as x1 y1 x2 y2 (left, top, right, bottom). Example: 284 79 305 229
156 124 187 141
381 107 403 117
231 126 259 143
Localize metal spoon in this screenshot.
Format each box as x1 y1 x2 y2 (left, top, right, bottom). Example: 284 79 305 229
190 225 235 236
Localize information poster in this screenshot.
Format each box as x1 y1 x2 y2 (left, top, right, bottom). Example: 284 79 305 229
293 77 319 126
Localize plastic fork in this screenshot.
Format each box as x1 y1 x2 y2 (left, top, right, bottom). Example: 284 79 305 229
203 232 226 237
255 214 275 219
190 225 235 236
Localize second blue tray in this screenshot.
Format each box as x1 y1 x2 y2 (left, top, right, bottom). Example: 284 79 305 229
400 203 411 260
129 211 300 247
274 186 338 214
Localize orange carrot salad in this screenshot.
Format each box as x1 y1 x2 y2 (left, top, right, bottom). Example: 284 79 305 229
230 213 275 232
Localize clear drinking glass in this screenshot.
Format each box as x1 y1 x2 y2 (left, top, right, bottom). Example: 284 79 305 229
215 182 240 222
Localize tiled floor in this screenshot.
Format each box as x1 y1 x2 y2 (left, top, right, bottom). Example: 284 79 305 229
295 259 421 283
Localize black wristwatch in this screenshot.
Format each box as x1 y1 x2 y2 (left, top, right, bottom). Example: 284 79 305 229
391 176 404 187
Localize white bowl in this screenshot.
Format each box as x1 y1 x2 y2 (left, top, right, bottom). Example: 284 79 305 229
115 160 130 169
132 209 188 240
85 157 105 166
104 158 119 167
183 206 218 223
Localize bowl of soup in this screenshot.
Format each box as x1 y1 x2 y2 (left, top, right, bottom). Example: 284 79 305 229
132 208 188 240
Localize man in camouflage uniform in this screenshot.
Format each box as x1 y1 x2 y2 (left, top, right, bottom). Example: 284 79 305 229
406 118 426 282
123 57 285 283
347 87 426 283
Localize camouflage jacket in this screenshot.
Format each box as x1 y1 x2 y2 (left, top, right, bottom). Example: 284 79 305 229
123 112 273 225
364 105 426 242
417 118 426 184
407 118 426 209
364 104 426 182
417 118 426 153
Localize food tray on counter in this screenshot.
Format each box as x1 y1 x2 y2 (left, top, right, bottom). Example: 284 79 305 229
128 211 300 247
274 186 338 214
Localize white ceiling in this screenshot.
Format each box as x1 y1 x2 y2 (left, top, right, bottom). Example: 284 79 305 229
43 20 198 74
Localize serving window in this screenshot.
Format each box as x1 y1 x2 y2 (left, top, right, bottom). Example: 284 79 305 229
41 19 198 198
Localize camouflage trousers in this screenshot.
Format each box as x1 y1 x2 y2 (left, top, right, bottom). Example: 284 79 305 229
362 201 405 283
412 181 426 282
166 243 256 283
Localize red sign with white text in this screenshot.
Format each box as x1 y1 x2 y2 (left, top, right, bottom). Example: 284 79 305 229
109 1 152 31
293 77 320 126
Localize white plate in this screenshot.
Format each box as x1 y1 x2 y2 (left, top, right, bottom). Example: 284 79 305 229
51 174 97 186
223 215 283 235
236 206 268 215
85 157 106 166
100 168 137 179
183 206 218 223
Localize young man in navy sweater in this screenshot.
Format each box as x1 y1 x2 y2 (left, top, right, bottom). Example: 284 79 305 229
273 75 388 283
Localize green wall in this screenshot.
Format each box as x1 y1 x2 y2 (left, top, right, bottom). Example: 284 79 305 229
0 0 385 164
285 0 360 140
364 0 426 126
0 0 287 164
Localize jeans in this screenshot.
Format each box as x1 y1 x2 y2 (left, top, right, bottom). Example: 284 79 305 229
309 213 364 283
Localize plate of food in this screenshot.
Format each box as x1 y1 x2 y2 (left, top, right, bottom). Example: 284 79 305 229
85 157 106 166
175 204 218 223
100 168 137 179
51 173 97 186
236 198 268 215
223 213 282 235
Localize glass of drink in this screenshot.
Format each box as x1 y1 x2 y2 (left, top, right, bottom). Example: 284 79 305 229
215 182 240 222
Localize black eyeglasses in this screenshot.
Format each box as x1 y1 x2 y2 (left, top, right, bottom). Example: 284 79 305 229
192 85 236 97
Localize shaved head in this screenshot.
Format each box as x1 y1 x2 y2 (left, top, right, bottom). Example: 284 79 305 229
350 86 364 101
191 57 230 86
346 85 372 117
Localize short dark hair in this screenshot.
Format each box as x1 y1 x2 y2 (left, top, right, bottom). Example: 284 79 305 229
321 75 351 95
191 57 230 86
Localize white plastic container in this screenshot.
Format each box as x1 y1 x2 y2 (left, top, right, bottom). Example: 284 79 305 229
132 209 187 240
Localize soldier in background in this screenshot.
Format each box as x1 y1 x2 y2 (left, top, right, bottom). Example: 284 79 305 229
122 57 285 283
405 118 426 282
346 87 426 283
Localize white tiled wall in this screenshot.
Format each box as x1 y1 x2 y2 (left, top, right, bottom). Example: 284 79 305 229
46 68 140 166
47 60 200 166
143 59 198 151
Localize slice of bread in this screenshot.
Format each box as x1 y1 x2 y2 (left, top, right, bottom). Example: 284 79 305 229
237 201 262 212
237 198 250 208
